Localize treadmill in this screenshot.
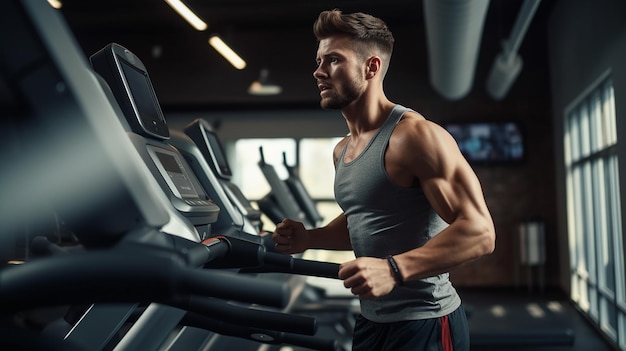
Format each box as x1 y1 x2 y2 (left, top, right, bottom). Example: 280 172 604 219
171 119 263 237
257 146 312 228
171 120 356 351
282 152 325 228
89 42 220 242
89 42 343 350
255 148 358 349
0 2 341 351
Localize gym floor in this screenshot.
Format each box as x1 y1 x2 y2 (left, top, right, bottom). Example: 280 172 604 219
460 287 616 351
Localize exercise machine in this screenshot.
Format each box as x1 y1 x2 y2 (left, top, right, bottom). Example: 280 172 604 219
282 152 325 228
171 119 263 237
257 146 311 228
0 2 343 350
89 41 345 350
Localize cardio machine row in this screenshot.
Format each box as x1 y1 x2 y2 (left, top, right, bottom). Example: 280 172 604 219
0 1 350 350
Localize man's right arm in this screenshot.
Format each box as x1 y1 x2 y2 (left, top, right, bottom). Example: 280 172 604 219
272 136 352 254
272 213 352 254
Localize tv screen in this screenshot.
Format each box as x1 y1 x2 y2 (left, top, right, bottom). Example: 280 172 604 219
445 122 524 164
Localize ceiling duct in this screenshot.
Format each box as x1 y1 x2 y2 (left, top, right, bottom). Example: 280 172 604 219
423 0 490 100
486 0 542 100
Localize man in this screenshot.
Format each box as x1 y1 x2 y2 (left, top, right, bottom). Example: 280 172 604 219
272 9 495 350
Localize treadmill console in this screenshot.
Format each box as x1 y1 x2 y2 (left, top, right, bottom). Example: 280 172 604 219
148 145 211 207
90 43 219 225
90 43 169 140
184 119 232 179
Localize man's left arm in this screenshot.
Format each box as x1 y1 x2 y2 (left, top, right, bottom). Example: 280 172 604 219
394 120 496 282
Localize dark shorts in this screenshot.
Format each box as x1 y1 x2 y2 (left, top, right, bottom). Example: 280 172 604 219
352 305 469 351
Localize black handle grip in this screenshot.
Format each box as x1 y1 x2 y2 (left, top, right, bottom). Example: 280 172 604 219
291 258 340 279
0 250 289 312
179 268 289 308
164 235 230 267
0 251 180 312
202 235 264 269
282 332 343 351
171 295 316 335
247 252 341 279
181 313 342 351
118 230 229 268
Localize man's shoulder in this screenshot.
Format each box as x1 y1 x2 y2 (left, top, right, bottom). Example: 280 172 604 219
395 112 445 142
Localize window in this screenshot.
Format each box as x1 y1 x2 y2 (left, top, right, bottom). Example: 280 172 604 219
299 138 344 224
231 138 296 201
231 137 343 234
564 73 625 349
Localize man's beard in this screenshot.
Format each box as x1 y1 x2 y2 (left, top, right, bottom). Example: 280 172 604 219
320 78 363 110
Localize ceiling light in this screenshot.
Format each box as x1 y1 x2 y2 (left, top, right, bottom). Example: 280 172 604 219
164 0 208 31
208 35 247 70
248 68 282 96
47 0 62 9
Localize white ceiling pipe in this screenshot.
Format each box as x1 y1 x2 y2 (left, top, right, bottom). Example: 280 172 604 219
486 0 542 100
423 0 490 100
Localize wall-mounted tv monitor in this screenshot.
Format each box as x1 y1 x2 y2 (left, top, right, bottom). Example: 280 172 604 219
444 122 524 164
90 43 169 140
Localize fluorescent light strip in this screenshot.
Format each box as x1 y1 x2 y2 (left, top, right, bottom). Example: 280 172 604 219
164 0 207 31
208 36 247 70
47 0 62 9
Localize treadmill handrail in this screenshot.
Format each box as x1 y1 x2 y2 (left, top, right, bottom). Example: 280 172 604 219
204 233 341 280
0 249 289 312
181 312 341 351
242 252 341 280
170 295 317 336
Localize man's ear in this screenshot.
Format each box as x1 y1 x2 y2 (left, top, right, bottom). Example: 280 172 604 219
365 56 382 79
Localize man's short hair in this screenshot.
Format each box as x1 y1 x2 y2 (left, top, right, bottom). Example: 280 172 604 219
313 9 395 59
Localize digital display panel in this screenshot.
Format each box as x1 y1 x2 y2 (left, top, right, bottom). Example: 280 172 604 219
204 130 232 178
155 151 200 198
118 58 166 137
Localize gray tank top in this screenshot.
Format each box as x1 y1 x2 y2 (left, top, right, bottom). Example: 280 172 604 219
334 104 461 322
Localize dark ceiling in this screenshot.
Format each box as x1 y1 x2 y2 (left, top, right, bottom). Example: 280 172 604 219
58 0 556 110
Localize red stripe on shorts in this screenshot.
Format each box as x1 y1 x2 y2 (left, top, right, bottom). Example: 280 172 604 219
441 315 454 351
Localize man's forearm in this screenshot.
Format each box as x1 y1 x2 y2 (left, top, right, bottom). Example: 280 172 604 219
308 213 353 250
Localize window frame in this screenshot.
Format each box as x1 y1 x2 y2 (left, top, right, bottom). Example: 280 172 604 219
563 71 625 348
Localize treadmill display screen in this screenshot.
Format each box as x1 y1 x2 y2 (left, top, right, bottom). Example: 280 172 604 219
155 151 200 199
204 130 232 178
119 58 167 137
